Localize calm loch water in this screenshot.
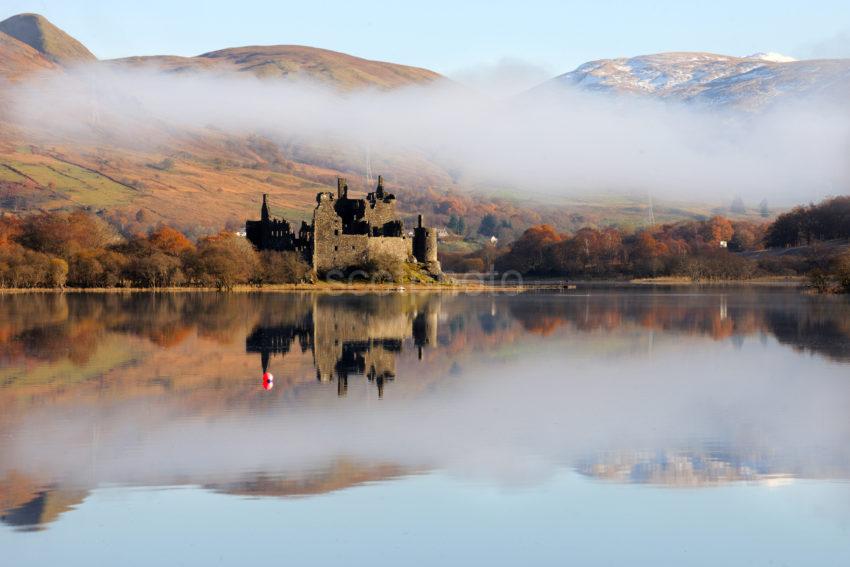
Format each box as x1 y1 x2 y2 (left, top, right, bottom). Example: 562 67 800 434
2 289 850 566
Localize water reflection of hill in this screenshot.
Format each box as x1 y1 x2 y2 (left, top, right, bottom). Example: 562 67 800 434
1 289 849 531
205 460 410 498
0 488 87 532
575 449 850 487
0 461 407 532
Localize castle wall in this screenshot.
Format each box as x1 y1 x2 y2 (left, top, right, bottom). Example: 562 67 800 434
314 234 410 274
366 236 412 264
363 199 398 231
315 234 369 274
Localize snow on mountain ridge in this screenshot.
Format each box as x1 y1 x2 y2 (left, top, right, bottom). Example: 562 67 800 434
547 51 850 109
746 52 797 63
555 52 764 96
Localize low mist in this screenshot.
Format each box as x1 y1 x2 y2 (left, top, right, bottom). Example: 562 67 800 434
3 331 849 488
7 63 850 203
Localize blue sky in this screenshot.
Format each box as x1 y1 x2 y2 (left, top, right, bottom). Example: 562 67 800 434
4 0 850 76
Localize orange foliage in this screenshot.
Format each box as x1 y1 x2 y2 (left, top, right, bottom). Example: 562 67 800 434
0 215 23 247
149 226 195 256
704 216 734 245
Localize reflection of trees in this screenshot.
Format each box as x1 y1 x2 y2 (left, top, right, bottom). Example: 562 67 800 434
764 304 850 362
2 291 848 389
507 292 850 362
0 294 98 365
0 293 303 369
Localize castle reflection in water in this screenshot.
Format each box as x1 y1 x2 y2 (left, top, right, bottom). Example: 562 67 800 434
246 295 440 397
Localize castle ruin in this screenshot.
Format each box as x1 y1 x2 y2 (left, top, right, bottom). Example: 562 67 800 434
246 176 441 278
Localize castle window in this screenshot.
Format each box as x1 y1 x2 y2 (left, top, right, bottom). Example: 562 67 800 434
334 246 338 251
351 245 355 250
334 229 339 236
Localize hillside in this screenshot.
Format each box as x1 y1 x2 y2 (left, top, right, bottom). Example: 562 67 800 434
0 13 96 65
544 51 850 109
112 45 443 90
0 28 57 79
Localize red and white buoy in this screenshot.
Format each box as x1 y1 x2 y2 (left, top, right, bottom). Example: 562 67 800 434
262 372 274 390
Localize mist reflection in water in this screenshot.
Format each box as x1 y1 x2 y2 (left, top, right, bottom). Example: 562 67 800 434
0 288 848 532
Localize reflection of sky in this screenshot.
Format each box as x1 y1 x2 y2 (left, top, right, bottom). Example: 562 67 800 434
4 472 850 567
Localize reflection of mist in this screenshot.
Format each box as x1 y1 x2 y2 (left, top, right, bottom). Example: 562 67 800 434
1 290 850 529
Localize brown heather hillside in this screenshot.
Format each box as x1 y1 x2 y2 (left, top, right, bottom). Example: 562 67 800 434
113 45 443 90
0 28 57 79
0 13 96 65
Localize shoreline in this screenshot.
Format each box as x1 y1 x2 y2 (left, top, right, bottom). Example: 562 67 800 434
0 276 809 294
627 276 806 287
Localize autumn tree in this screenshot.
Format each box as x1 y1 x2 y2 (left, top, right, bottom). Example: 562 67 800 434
67 249 127 287
702 216 734 246
119 226 195 287
254 251 311 284
631 231 669 276
20 211 118 259
149 226 195 256
496 225 564 274
186 232 258 290
0 214 23 247
0 245 65 288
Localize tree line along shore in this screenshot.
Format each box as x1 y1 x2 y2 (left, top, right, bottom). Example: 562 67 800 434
443 196 850 294
1 195 848 293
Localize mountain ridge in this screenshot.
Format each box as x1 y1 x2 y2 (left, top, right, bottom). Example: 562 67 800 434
0 12 444 90
543 51 850 108
110 44 443 89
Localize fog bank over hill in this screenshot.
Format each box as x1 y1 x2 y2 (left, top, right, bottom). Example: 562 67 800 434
8 62 849 204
